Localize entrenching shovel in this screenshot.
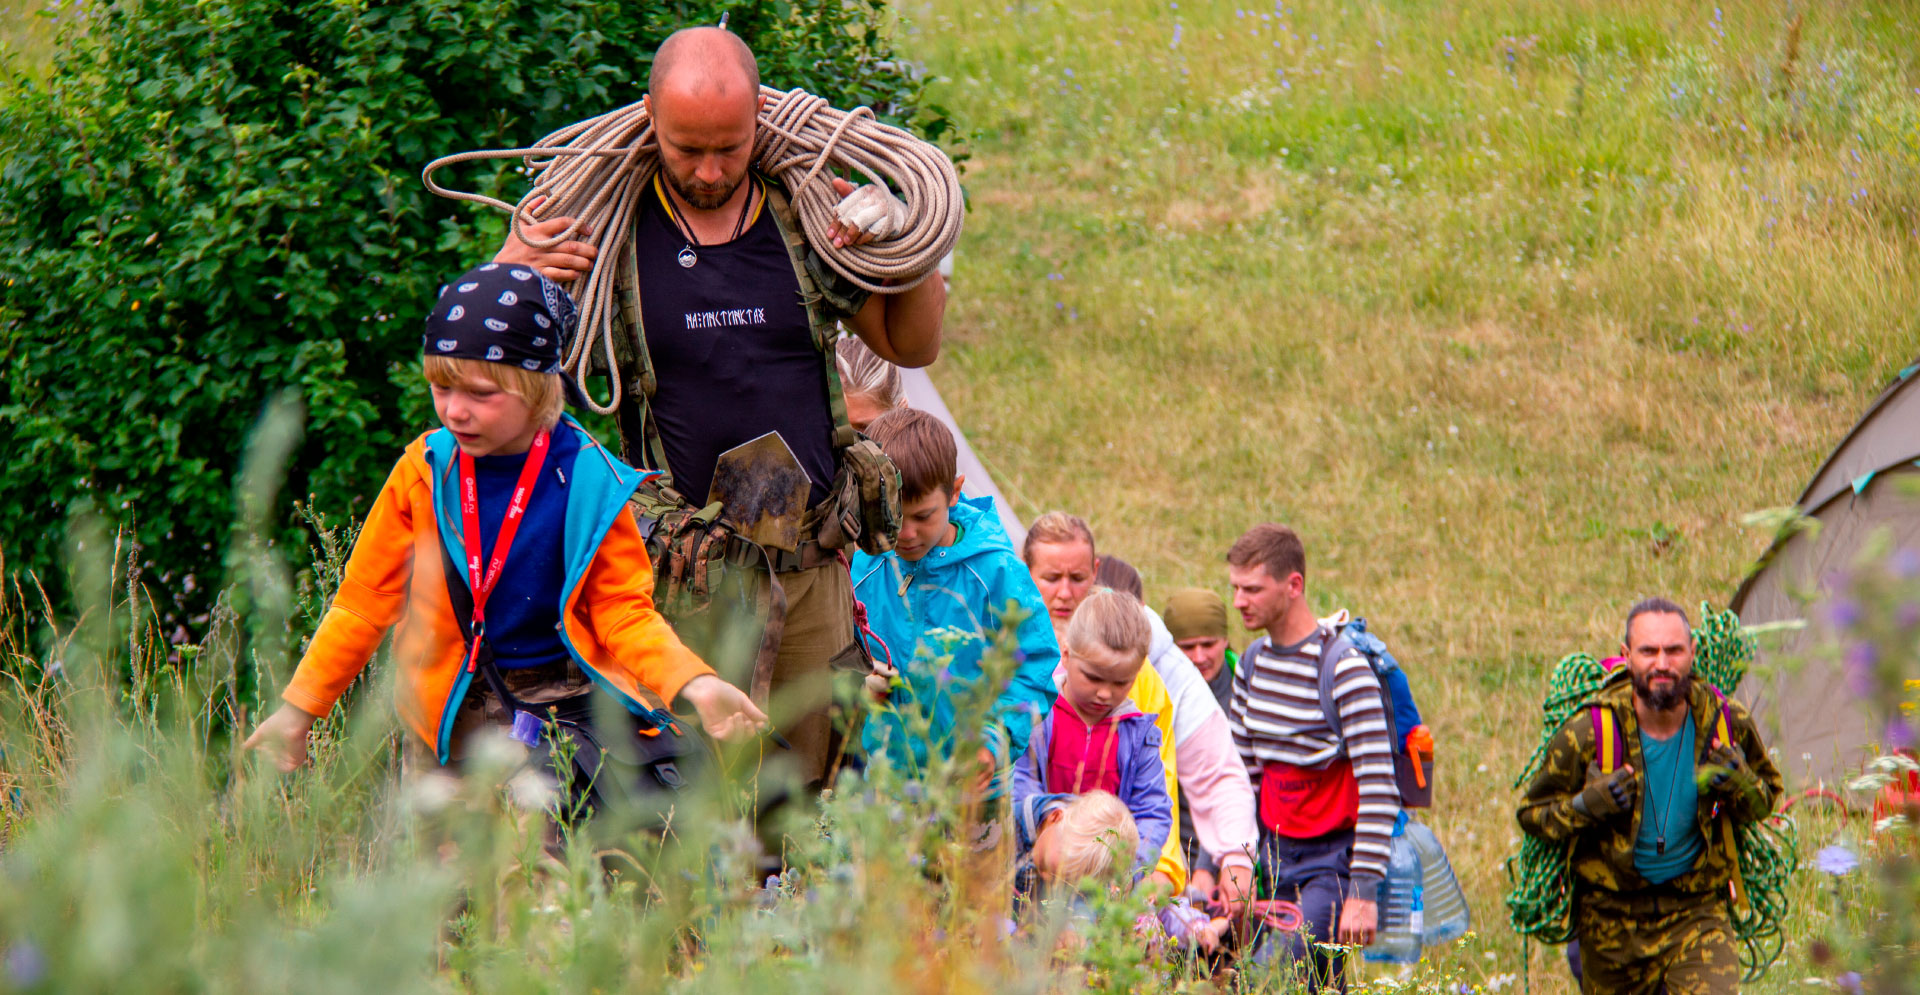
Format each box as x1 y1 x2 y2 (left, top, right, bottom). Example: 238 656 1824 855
705 432 812 706
707 432 812 554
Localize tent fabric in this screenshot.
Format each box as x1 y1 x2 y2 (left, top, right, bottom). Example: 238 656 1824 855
900 366 1028 548
1732 360 1920 792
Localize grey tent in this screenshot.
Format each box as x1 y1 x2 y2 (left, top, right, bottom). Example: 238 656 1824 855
1732 358 1920 792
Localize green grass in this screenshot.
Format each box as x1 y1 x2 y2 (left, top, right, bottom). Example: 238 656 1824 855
4 0 1920 991
899 0 1920 989
0 0 59 72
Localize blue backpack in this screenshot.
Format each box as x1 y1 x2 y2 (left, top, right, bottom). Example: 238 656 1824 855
1247 617 1432 808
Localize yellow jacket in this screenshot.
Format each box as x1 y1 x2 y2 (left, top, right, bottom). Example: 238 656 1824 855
1130 663 1187 891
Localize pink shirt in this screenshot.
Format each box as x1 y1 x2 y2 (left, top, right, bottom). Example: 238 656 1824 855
1046 695 1131 795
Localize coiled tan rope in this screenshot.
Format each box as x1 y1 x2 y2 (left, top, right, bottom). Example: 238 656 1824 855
421 86 964 414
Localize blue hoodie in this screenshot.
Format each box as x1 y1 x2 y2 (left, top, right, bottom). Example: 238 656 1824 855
851 495 1059 773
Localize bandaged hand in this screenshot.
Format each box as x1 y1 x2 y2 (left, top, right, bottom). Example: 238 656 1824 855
828 177 907 248
1574 761 1637 820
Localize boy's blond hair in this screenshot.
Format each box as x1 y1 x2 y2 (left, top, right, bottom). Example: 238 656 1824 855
423 355 564 428
1064 588 1152 665
1049 790 1140 882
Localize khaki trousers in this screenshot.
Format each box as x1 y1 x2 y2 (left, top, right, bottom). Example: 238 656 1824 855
764 562 856 787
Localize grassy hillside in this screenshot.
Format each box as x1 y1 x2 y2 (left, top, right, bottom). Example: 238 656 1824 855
0 0 1914 991
900 0 1918 987
0 0 55 71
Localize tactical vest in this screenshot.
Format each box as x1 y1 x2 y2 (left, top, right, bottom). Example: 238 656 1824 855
602 172 901 698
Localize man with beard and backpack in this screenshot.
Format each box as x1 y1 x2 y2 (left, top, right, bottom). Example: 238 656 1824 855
1518 598 1781 995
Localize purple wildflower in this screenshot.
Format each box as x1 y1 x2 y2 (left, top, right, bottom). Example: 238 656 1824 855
1887 717 1916 751
5 944 44 988
1890 547 1920 580
1843 642 1878 696
1826 598 1862 629
1813 845 1858 876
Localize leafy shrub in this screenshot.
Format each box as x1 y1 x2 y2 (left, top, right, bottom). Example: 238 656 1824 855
0 0 946 627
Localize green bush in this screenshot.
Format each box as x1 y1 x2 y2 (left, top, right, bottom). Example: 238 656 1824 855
0 0 945 625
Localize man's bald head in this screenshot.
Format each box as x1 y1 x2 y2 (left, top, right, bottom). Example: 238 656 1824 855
649 27 760 97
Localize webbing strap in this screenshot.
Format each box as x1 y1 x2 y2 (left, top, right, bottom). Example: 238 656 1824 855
1595 707 1619 773
762 180 861 451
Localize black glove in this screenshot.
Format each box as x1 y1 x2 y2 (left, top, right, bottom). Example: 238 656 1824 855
1699 743 1763 802
1572 760 1636 820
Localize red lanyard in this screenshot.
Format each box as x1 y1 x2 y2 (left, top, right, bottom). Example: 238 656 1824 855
457 430 551 672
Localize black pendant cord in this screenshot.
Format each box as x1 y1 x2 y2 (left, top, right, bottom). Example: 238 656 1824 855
1648 727 1687 855
664 177 758 268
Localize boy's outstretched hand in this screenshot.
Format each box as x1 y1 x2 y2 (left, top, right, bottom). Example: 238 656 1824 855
677 674 770 744
242 703 320 773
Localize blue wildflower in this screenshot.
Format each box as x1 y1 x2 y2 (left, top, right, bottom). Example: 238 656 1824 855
1813 845 1858 876
5 944 44 988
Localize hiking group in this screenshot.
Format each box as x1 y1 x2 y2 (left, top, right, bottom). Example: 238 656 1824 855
241 25 1786 994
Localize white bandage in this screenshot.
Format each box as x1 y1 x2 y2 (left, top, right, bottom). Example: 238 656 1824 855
833 183 909 239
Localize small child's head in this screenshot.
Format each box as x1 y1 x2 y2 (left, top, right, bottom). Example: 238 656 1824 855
835 336 906 431
1059 589 1151 723
421 263 575 456
864 408 963 563
1032 790 1139 886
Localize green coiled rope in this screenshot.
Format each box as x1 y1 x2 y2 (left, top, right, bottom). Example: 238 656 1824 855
1503 604 1797 983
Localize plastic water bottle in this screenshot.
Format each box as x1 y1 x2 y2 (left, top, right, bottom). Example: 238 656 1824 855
1406 821 1471 945
1364 814 1424 964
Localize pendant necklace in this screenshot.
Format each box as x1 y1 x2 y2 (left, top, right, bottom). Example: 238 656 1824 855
665 177 757 269
1648 725 1686 855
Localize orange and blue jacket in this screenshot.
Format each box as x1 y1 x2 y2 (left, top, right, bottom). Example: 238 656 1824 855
282 416 712 763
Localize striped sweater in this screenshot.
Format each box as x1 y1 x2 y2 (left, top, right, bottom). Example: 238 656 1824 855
1228 625 1399 899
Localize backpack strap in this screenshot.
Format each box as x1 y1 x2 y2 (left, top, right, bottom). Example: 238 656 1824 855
609 184 678 498
1706 684 1734 752
760 179 863 454
1314 623 1400 758
1592 704 1623 774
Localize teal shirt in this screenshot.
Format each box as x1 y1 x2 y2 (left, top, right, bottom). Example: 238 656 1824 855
1634 718 1703 884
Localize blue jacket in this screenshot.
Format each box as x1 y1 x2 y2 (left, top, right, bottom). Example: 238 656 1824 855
851 495 1058 772
1012 700 1172 879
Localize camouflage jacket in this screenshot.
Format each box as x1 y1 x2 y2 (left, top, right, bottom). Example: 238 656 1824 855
1516 676 1782 897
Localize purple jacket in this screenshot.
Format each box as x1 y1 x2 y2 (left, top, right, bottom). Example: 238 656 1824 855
1012 699 1172 879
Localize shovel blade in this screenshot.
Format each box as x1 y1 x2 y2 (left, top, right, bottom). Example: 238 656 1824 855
707 431 811 552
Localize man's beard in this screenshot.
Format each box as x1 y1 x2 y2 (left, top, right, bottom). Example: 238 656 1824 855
1633 669 1692 711
665 167 742 211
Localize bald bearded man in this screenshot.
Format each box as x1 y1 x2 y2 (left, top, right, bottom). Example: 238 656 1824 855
495 27 948 787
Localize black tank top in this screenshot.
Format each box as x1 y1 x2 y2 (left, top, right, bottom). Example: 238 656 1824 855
633 177 837 506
